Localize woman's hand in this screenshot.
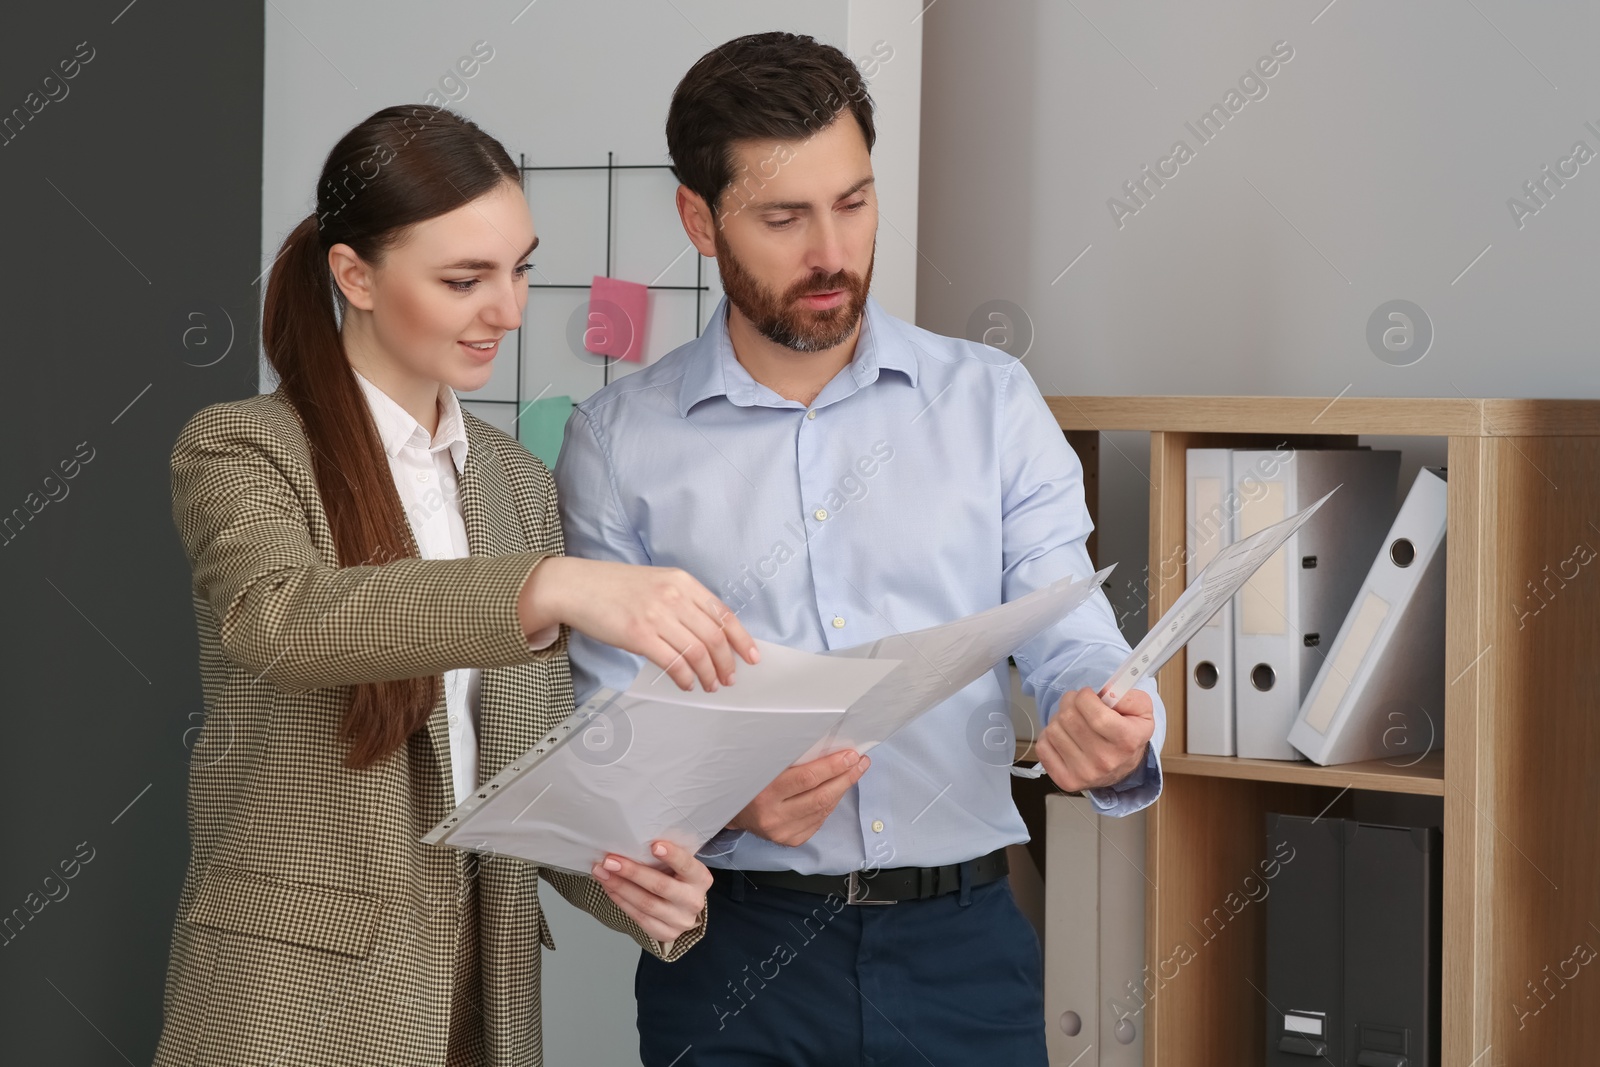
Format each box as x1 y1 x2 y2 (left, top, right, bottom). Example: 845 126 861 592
592 840 713 944
519 556 759 691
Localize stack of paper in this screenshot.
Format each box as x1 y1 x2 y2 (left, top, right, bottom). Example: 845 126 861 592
425 570 1111 872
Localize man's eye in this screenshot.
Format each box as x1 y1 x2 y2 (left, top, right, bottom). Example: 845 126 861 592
765 218 797 230
843 200 868 211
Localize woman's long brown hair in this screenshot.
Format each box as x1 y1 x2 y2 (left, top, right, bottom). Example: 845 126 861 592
261 105 520 769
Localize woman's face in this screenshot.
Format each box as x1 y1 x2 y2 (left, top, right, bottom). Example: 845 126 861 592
336 178 536 395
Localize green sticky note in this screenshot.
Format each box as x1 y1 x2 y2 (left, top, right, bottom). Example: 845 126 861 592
519 394 574 469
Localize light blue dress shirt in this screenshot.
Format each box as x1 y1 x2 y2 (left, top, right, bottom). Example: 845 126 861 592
554 296 1165 875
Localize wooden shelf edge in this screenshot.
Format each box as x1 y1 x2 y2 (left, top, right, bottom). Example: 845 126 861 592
1163 750 1445 796
1044 395 1600 437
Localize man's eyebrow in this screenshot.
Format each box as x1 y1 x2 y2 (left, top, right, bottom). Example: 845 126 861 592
440 234 540 271
748 176 875 214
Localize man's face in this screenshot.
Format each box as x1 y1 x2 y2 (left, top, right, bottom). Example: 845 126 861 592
710 112 877 352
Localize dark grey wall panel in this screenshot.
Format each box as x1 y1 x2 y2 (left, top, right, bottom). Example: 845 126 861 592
0 3 263 1061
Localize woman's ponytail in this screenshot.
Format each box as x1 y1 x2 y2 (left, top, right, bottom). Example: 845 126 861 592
259 106 517 769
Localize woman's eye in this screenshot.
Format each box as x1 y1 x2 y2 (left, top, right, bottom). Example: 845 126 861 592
446 279 478 292
514 262 535 278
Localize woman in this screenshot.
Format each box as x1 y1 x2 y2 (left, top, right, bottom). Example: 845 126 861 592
153 105 756 1067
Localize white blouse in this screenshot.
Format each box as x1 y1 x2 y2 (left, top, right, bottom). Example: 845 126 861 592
353 368 558 805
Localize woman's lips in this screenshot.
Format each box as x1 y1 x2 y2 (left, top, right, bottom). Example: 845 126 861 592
459 339 500 361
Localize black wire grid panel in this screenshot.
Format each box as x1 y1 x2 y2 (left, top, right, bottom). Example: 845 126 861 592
467 152 712 437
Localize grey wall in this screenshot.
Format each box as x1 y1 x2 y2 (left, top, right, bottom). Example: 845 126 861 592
0 2 264 1062
918 0 1596 629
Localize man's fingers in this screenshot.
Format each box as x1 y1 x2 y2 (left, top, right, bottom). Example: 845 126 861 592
1086 688 1155 748
1056 691 1152 785
1034 726 1077 791
1062 688 1141 759
780 750 862 797
1111 689 1155 719
790 754 869 814
1060 701 1129 781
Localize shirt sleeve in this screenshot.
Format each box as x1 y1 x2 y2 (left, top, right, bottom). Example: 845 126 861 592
997 363 1166 817
551 406 653 705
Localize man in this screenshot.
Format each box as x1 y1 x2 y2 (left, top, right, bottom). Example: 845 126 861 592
554 31 1165 1066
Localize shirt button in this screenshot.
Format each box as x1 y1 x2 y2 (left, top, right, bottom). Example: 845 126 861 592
448 714 459 726
814 508 829 521
871 819 884 833
806 409 818 420
832 616 846 629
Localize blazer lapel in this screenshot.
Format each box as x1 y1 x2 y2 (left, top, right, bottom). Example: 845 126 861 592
457 422 536 779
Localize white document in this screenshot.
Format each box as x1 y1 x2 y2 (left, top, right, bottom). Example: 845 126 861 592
1013 492 1336 780
422 640 899 874
425 570 1118 872
808 567 1114 762
1104 488 1338 705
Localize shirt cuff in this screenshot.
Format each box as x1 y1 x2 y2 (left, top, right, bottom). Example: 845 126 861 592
697 827 747 866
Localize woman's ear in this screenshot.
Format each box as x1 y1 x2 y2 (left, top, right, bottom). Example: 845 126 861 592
327 243 377 311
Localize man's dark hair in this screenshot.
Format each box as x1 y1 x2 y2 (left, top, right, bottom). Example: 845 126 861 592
666 32 876 215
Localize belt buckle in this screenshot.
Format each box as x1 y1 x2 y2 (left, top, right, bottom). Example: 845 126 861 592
845 870 895 905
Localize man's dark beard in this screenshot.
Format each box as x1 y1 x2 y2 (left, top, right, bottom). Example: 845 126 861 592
713 227 874 353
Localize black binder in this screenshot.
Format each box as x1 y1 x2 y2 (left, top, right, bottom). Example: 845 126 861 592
1343 821 1442 1067
1264 814 1442 1066
1264 813 1344 1063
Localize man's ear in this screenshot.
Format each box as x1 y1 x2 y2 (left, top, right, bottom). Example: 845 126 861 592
676 186 719 258
328 243 377 311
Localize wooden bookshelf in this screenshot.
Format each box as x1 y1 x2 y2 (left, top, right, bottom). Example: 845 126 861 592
1047 395 1600 1067
1163 750 1445 796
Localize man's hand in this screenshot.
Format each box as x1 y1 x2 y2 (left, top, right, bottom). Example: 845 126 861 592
1035 687 1154 793
727 749 870 847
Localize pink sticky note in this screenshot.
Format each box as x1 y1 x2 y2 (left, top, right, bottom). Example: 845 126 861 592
585 276 649 363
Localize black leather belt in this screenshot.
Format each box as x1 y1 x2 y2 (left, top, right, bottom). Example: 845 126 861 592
713 847 1009 905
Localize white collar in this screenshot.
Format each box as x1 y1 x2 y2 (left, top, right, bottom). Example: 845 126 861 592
352 367 469 475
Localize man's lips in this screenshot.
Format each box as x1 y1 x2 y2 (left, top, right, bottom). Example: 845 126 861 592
797 290 847 310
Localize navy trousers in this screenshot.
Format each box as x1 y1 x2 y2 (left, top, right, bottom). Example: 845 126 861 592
635 872 1048 1066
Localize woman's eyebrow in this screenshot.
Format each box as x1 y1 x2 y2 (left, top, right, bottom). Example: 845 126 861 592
440 234 540 270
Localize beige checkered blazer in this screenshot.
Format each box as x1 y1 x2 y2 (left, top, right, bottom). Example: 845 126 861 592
153 386 703 1067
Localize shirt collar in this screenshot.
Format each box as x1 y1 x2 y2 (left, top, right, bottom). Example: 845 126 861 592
352 367 470 475
676 295 918 417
